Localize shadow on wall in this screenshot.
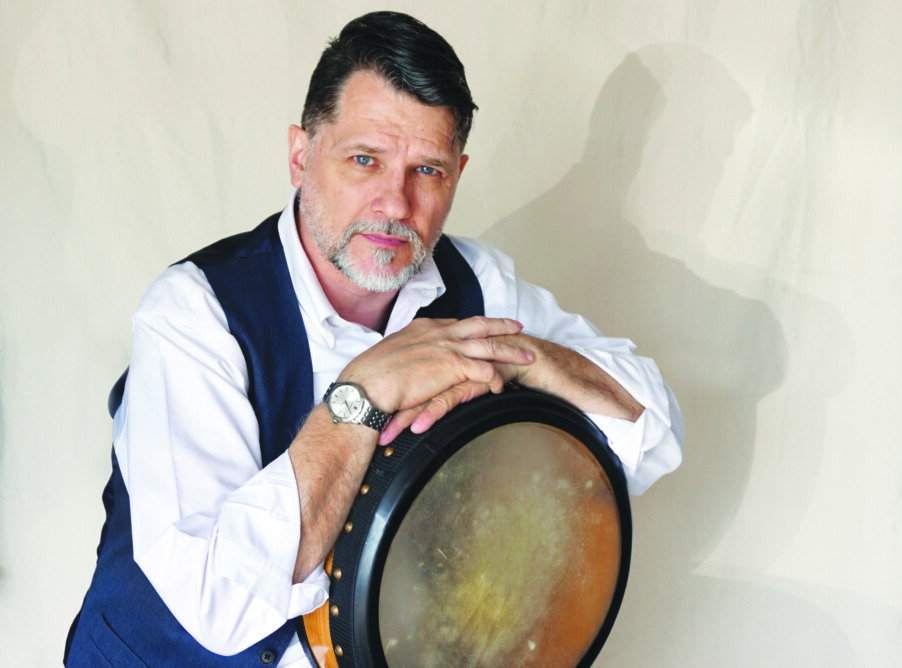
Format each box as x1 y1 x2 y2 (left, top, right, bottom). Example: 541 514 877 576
0 323 4 591
482 46 854 665
0 317 9 592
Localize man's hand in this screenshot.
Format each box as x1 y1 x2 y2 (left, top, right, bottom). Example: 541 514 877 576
505 333 645 419
339 316 535 415
288 316 536 581
379 333 645 444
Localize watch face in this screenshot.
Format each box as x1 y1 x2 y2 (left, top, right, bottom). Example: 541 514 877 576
329 384 364 421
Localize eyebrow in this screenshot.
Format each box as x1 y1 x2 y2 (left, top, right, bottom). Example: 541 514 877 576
348 142 385 155
420 156 453 170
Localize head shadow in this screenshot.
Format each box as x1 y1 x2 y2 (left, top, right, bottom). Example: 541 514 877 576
483 46 784 563
482 42 856 661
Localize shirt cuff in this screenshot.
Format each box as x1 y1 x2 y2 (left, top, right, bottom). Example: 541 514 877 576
214 451 330 616
567 343 683 495
587 408 682 495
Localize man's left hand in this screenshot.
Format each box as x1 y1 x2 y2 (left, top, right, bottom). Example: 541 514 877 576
378 333 645 444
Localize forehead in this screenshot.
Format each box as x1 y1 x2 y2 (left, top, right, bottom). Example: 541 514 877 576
324 70 458 157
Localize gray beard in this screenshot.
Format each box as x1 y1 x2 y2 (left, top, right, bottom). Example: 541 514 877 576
299 189 434 293
330 219 430 292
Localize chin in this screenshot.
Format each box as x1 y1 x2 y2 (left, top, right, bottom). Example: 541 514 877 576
347 260 420 293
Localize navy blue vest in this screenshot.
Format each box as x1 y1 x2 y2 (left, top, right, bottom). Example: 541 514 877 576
65 213 484 667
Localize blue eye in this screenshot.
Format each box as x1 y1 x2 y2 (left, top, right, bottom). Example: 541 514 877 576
417 166 438 176
354 155 375 166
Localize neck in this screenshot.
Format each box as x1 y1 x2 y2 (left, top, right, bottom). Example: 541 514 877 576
319 272 398 333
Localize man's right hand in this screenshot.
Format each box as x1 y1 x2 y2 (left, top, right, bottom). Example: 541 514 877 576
288 315 536 582
337 316 535 417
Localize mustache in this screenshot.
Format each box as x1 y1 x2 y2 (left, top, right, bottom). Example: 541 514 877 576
340 220 422 245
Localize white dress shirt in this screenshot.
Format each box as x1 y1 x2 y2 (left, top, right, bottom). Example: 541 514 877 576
113 195 684 665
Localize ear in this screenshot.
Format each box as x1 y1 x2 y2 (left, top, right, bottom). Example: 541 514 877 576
288 125 310 189
458 153 469 176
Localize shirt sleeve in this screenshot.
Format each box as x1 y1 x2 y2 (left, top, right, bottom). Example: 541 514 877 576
113 262 329 655
452 236 684 495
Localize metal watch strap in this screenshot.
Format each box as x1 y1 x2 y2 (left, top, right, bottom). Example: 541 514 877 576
360 405 392 432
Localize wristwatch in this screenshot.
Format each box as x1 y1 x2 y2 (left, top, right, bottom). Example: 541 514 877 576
323 381 393 432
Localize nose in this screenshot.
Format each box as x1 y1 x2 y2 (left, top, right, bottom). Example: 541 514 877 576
372 169 413 221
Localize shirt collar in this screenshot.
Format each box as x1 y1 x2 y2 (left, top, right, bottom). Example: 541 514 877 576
276 191 447 343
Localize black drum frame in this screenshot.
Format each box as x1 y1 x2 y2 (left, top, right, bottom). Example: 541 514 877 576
302 387 632 668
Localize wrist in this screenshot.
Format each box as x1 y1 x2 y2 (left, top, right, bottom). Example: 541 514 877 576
323 381 394 432
336 370 397 414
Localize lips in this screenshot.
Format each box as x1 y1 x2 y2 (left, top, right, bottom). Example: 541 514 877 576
361 233 407 249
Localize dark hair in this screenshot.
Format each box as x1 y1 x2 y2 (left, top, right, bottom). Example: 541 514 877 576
301 11 477 150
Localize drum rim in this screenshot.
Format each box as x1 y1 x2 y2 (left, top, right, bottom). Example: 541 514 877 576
330 388 632 668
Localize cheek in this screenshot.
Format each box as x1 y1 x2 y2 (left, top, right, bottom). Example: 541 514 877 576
333 182 377 221
419 190 455 229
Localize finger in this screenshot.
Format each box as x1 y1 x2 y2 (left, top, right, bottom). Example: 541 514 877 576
378 406 424 446
492 362 523 387
378 318 457 347
451 336 535 365
450 316 524 340
410 381 492 434
407 317 459 330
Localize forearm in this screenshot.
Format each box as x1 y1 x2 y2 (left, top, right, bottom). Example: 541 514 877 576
449 236 682 491
131 452 325 653
509 334 684 495
513 334 645 421
288 404 378 582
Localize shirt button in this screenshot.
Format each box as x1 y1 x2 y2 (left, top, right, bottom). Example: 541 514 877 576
260 649 277 664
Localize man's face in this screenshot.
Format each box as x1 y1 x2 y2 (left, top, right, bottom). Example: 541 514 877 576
289 70 468 293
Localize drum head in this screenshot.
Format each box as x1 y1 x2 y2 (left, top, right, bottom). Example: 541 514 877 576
317 389 631 668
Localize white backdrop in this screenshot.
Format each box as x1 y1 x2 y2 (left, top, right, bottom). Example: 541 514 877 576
2 1 900 666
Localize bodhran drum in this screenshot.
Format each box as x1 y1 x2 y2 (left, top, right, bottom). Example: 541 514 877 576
300 388 631 668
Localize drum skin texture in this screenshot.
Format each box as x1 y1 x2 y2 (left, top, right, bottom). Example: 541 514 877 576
300 388 632 668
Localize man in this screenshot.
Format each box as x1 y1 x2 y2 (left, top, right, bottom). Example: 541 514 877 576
66 11 683 667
